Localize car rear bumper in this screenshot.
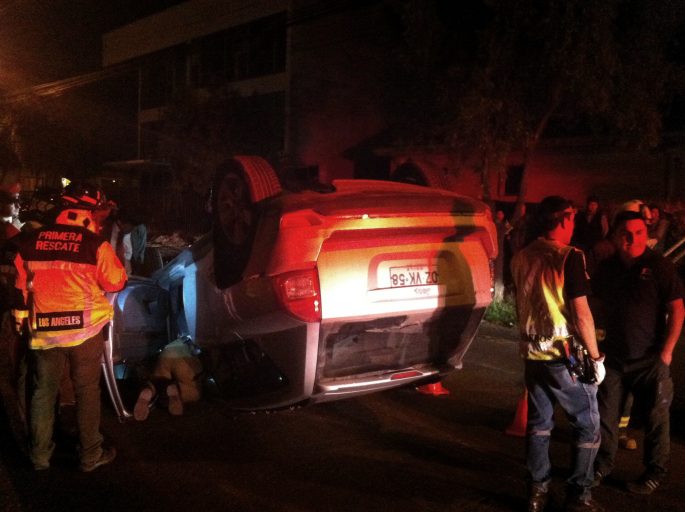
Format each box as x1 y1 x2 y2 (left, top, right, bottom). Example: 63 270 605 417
219 305 486 409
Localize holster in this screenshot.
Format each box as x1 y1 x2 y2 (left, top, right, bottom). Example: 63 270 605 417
563 337 596 384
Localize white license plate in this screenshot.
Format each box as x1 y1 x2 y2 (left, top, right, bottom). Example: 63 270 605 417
389 265 439 287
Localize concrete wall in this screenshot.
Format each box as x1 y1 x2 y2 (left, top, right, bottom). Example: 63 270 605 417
103 0 287 66
287 0 392 179
388 140 683 210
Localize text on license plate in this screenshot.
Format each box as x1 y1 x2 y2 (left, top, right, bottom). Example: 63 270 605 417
389 265 439 287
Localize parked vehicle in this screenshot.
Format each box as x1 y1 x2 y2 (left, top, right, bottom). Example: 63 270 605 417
103 156 497 417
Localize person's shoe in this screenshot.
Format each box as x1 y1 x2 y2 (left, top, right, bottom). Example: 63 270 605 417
626 472 663 495
166 383 183 416
618 432 637 450
33 461 49 471
133 385 156 421
528 481 548 512
79 446 116 472
565 493 604 512
591 470 605 488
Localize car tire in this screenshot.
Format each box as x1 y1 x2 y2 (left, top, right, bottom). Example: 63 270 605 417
211 157 281 289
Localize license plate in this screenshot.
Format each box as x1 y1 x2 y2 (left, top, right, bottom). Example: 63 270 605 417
389 265 439 287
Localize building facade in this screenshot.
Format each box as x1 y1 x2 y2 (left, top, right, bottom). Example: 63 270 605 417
102 0 685 214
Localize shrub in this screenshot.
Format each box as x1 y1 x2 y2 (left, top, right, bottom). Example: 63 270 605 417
485 296 517 327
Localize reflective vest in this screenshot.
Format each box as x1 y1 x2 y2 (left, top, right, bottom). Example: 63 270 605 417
14 210 127 349
511 238 580 361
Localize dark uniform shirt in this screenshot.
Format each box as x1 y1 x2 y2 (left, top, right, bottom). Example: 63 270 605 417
592 249 683 363
565 249 591 300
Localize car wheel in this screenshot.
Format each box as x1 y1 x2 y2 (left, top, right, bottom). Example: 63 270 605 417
211 157 281 289
215 171 254 246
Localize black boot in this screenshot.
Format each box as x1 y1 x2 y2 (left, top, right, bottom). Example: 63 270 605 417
564 487 604 512
528 481 549 512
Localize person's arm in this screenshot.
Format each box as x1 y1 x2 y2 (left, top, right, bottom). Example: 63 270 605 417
600 214 609 238
13 252 27 303
564 249 601 360
96 241 128 292
570 295 601 360
661 298 684 366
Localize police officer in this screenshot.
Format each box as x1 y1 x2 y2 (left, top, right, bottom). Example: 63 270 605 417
13 182 127 471
511 196 605 512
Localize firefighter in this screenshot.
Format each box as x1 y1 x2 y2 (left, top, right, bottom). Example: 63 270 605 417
13 182 127 472
133 337 203 421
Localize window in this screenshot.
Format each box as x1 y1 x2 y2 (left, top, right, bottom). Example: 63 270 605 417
226 12 287 81
201 32 227 86
140 58 174 109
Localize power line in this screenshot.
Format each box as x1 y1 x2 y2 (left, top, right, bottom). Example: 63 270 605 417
1 61 138 103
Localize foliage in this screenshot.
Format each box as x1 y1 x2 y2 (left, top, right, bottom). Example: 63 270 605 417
0 100 73 184
158 86 284 195
484 296 517 327
0 106 20 180
388 0 685 201
0 86 124 186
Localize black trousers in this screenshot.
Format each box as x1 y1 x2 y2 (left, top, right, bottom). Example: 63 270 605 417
595 357 673 476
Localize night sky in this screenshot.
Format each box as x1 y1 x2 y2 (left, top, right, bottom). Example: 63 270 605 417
0 0 185 90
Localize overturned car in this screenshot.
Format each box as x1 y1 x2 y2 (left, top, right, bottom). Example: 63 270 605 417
104 156 497 417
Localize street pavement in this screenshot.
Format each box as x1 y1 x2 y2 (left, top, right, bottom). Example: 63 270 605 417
1 321 684 511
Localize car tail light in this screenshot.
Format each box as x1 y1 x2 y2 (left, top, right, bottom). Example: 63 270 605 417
273 268 322 322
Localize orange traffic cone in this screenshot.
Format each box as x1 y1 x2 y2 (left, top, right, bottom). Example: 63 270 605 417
416 381 451 396
505 389 528 437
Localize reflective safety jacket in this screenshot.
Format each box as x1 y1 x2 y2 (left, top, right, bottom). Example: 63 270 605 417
14 210 127 349
511 238 578 361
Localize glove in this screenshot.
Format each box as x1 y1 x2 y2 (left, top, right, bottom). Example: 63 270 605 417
591 354 606 385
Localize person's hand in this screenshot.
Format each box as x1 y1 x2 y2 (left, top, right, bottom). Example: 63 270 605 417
591 354 606 385
11 309 28 336
660 351 673 366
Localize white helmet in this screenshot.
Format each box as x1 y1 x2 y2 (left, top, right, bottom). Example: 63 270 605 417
620 199 652 223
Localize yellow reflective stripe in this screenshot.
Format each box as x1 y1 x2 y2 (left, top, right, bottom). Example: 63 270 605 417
30 319 110 350
26 260 96 272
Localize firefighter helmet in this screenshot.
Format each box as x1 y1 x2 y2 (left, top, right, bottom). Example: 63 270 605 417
61 182 104 210
619 199 652 223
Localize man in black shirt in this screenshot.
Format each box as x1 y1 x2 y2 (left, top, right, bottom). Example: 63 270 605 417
592 211 684 494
